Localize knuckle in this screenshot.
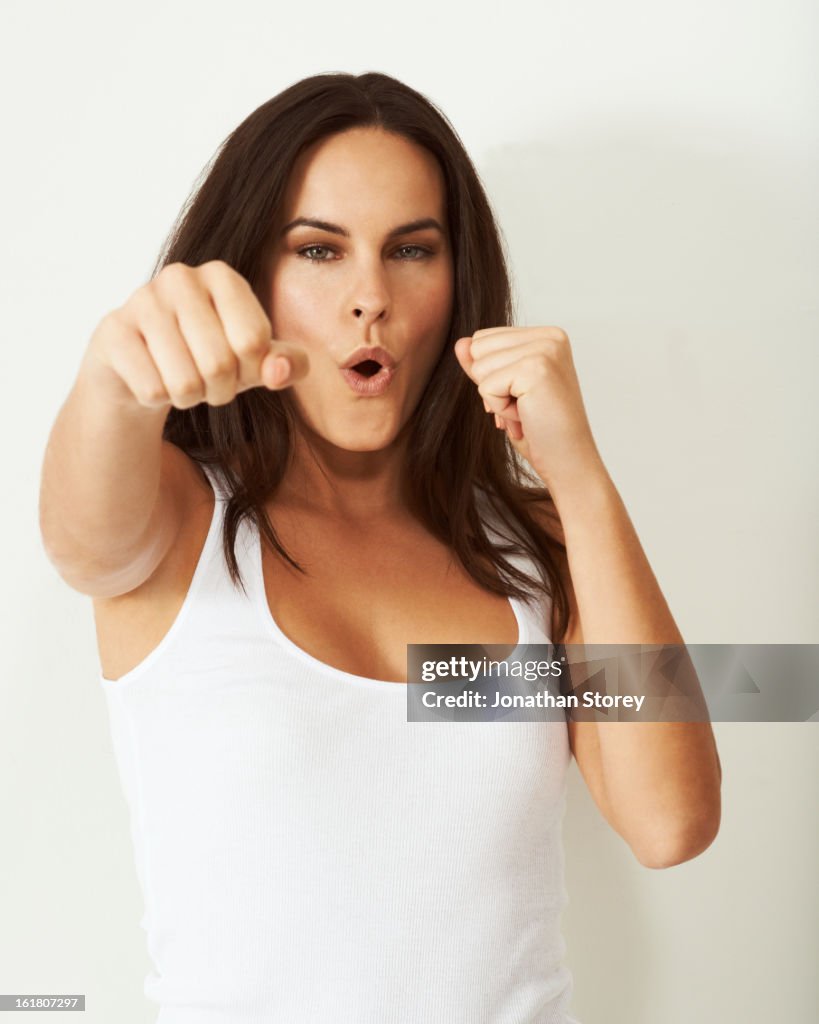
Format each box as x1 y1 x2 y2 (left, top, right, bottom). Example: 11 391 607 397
139 383 169 406
158 261 191 282
129 281 163 315
200 354 236 379
172 376 204 400
155 263 197 300
198 260 249 297
200 258 231 279
95 309 127 340
233 330 269 357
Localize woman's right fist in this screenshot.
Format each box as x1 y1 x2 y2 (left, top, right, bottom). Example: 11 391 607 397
81 260 309 410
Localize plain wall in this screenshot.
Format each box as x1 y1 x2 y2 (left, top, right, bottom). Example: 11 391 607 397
2 1 817 1021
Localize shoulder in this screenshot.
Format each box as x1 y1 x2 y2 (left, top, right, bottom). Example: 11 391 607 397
90 449 218 680
166 443 217 507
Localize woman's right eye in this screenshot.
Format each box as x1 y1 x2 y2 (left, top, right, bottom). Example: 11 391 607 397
297 245 334 262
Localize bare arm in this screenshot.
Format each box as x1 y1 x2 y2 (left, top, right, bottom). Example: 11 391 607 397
39 344 180 596
455 324 720 869
38 260 309 598
540 469 722 870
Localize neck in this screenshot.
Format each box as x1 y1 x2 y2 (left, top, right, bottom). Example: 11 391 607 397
277 419 413 521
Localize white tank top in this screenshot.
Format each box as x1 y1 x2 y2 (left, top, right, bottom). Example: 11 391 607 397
99 464 580 1023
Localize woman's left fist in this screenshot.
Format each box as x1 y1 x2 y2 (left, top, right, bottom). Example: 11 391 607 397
454 325 603 493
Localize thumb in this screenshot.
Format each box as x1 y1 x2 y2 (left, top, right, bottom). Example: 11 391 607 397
260 342 310 389
453 336 474 375
453 335 493 415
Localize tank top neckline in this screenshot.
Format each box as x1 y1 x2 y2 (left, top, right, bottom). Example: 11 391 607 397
246 516 532 691
198 462 540 690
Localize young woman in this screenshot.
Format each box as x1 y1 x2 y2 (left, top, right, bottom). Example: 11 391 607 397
40 72 721 1023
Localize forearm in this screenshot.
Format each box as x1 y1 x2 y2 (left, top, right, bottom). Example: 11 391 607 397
552 462 682 644
551 462 722 864
39 350 170 580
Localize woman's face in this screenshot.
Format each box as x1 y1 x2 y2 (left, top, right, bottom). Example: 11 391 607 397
263 127 455 451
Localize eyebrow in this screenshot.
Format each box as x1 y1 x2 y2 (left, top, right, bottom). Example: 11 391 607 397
280 216 445 239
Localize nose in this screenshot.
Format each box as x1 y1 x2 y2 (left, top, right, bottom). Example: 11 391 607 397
353 304 386 325
349 260 390 326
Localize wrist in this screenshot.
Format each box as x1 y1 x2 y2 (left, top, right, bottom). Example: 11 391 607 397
534 446 612 505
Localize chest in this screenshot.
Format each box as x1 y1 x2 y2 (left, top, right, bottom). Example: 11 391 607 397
261 510 522 684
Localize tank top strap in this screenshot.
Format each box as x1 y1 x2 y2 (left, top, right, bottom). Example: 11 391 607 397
199 461 228 502
474 486 554 645
170 461 262 644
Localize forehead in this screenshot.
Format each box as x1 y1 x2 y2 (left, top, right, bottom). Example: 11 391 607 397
283 128 446 221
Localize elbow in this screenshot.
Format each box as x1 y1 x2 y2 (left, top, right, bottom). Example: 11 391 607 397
632 806 722 870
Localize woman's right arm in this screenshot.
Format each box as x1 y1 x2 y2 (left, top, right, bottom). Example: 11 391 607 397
38 260 308 598
39 354 179 597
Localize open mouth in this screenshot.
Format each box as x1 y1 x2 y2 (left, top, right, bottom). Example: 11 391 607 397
340 359 396 395
349 359 383 378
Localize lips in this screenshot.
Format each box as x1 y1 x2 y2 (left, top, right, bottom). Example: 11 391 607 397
340 363 396 396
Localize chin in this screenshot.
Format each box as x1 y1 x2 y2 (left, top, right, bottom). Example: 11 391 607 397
296 397 404 449
336 432 395 452
336 415 402 446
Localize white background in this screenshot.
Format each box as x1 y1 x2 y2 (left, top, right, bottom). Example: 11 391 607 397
2 1 817 1021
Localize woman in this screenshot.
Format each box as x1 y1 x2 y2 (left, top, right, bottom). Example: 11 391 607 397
40 72 721 1022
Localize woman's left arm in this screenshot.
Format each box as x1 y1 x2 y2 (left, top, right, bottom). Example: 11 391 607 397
455 326 722 869
543 465 722 869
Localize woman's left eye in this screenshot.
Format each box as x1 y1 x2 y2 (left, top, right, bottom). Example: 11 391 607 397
393 245 431 260
296 244 431 262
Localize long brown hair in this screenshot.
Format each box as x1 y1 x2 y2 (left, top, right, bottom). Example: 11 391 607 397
153 71 570 641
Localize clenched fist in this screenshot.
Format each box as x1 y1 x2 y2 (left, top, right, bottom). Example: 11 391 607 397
79 260 309 410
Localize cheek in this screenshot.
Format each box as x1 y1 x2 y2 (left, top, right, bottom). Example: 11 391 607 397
413 275 454 342
268 271 331 341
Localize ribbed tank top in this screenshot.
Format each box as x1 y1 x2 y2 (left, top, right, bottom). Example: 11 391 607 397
99 464 580 1023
